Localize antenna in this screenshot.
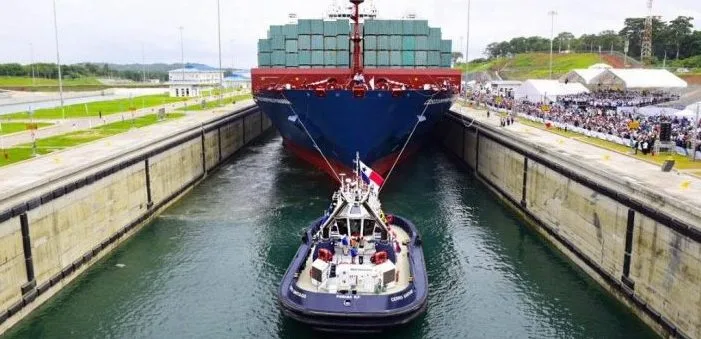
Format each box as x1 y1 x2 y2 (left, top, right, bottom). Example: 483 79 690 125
641 0 653 62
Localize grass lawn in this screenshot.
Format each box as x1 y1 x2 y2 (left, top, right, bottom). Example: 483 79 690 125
0 122 52 135
0 76 102 87
200 87 237 97
178 93 252 111
2 94 180 120
517 117 701 172
0 113 184 167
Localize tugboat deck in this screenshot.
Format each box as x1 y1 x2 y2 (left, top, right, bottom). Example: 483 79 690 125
296 225 412 295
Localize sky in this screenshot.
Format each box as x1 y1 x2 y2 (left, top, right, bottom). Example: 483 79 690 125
0 0 700 68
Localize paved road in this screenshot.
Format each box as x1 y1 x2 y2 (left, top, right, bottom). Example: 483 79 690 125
0 93 241 148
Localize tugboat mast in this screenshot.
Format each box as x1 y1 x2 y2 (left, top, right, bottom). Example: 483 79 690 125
350 0 364 74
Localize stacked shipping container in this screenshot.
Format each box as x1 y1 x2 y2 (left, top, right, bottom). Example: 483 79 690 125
258 19 451 69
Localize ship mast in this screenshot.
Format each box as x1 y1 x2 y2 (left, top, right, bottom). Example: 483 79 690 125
350 0 364 74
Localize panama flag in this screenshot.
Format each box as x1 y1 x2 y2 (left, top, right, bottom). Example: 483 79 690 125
359 161 384 192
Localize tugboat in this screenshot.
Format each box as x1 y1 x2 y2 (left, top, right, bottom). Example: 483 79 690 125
278 159 428 332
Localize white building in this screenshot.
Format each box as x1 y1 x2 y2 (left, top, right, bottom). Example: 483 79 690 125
168 66 224 97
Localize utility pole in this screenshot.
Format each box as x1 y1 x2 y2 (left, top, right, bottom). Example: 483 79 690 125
548 10 557 79
141 44 146 82
217 0 224 106
52 0 66 121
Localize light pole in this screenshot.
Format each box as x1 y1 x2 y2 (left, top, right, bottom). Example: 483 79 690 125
548 10 557 79
52 0 66 121
216 0 224 106
178 26 185 97
465 0 471 90
29 43 36 86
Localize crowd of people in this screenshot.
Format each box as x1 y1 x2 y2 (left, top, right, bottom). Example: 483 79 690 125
466 86 700 154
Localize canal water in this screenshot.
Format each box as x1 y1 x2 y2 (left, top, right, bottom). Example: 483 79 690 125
5 134 655 339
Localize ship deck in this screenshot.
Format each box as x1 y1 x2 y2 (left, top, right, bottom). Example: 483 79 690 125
296 225 412 295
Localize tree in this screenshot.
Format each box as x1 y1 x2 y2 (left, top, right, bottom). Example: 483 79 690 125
667 16 694 59
451 52 463 64
598 30 622 53
555 32 575 52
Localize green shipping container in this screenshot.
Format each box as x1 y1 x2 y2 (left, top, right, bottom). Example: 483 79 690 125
390 35 402 50
272 51 285 65
324 51 336 65
271 35 285 50
377 51 389 66
286 53 299 67
365 36 377 50
377 35 389 50
441 40 452 53
337 20 349 36
402 20 414 35
402 36 416 51
285 40 298 53
379 20 392 34
299 51 311 65
284 24 298 39
390 20 402 35
440 53 451 67
258 53 271 67
269 25 283 37
312 51 324 65
415 51 428 65
258 39 271 53
336 51 349 66
414 20 429 35
428 36 441 51
298 35 311 50
429 27 441 38
337 35 349 50
364 51 377 66
298 19 312 34
324 37 337 50
364 20 376 35
428 51 440 66
311 20 324 34
324 21 336 36
311 35 324 50
416 36 428 50
401 51 415 66
390 51 401 66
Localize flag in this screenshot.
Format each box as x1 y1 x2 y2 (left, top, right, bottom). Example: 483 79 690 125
359 160 384 192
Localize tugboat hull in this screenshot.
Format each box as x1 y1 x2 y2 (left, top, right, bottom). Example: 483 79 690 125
278 215 428 332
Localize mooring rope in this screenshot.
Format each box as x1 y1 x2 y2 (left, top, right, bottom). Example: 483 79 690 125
280 91 342 183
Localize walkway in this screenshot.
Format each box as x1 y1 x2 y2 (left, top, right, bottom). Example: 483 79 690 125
452 105 701 217
0 93 241 147
0 99 255 207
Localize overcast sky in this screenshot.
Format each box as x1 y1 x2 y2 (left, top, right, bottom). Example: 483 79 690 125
1 0 700 68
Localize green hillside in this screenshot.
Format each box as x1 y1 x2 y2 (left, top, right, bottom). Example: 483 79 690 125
456 53 601 80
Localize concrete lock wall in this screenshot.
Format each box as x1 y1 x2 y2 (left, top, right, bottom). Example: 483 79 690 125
0 104 270 333
437 112 701 339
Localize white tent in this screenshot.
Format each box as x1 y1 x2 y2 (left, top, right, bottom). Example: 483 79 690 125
676 102 701 119
590 69 688 89
514 79 590 102
560 69 606 86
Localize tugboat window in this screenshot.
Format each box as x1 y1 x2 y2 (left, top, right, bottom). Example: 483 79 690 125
363 220 375 236
350 219 361 235
336 218 348 235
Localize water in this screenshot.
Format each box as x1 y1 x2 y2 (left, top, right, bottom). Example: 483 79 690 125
5 135 656 339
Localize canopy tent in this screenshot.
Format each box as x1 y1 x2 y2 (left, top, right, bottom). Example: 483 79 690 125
560 69 606 86
590 69 688 90
676 102 701 119
514 79 589 103
616 106 682 117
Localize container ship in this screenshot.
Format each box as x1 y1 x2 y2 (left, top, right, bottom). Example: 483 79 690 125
251 0 461 179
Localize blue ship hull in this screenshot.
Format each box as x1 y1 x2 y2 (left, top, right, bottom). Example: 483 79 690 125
279 215 428 332
254 89 456 174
